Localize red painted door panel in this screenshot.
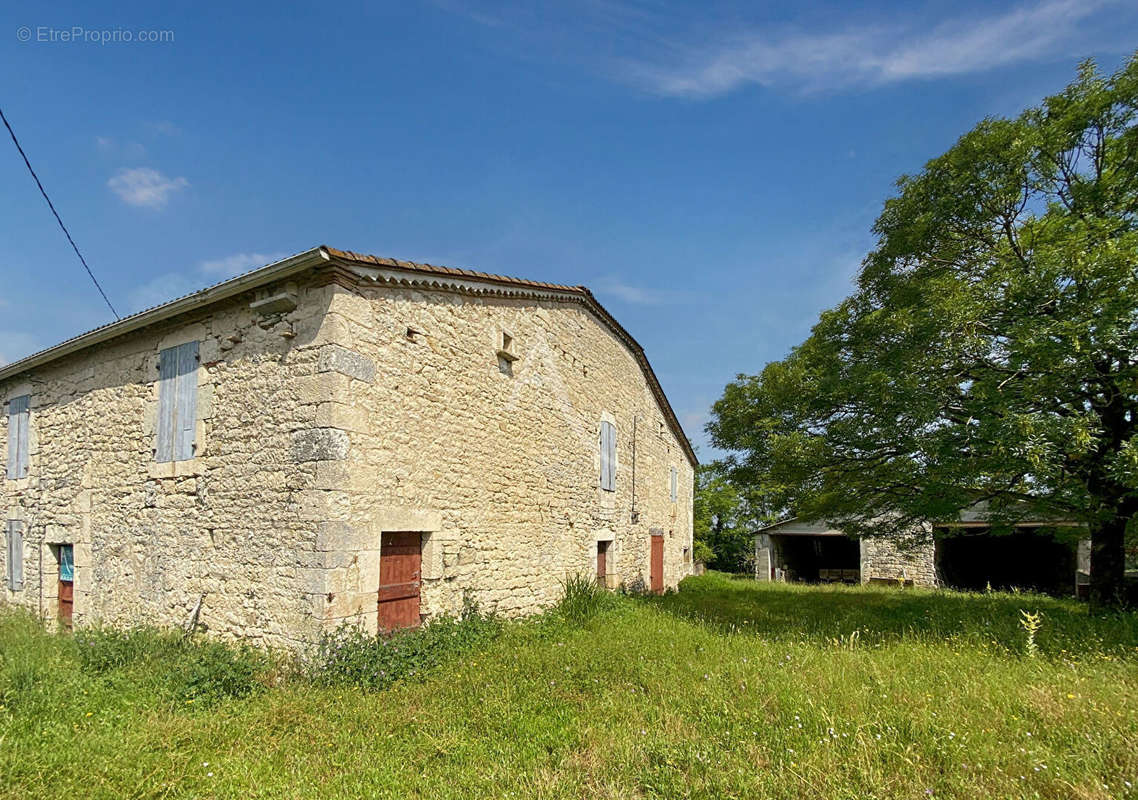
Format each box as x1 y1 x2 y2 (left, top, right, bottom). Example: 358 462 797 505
596 541 608 584
650 534 664 594
378 532 421 631
58 580 73 628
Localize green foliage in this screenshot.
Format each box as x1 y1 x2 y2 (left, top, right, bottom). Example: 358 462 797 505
709 56 1138 604
0 610 268 714
1019 609 1043 658
308 600 500 690
74 625 268 706
694 463 771 571
692 539 714 564
3 581 1137 799
555 574 618 622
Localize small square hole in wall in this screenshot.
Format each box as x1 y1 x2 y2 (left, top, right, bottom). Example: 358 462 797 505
496 330 518 376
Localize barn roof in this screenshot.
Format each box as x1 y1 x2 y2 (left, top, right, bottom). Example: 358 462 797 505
0 246 697 465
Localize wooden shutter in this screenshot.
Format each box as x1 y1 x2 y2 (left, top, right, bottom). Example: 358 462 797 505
607 422 617 490
155 348 176 462
156 342 199 462
600 421 616 491
6 521 23 591
599 423 609 489
174 341 199 461
6 395 29 480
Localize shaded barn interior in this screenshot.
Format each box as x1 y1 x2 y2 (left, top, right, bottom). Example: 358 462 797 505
935 528 1077 595
769 533 860 583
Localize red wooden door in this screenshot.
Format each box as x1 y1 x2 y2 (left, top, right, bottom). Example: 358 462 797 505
650 534 664 594
596 541 608 585
378 532 421 631
58 580 74 629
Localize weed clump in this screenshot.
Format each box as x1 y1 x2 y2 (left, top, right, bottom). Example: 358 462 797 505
556 574 618 623
75 626 268 705
308 600 500 690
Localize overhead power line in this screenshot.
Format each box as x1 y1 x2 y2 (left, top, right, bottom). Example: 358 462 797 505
0 106 120 320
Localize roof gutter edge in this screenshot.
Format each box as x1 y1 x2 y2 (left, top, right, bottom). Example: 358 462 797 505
0 247 330 384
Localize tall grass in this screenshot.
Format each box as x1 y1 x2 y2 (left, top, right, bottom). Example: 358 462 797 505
308 600 501 690
1 573 1136 799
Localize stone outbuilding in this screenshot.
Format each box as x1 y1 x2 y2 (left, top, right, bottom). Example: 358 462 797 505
754 510 1090 595
1 247 696 648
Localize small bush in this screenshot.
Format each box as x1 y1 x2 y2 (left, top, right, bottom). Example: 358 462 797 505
309 600 500 690
75 626 183 673
74 625 267 706
556 574 617 622
171 639 268 705
692 540 714 564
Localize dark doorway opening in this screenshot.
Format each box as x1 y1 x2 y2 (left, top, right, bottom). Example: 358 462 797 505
935 528 1076 595
596 540 610 586
771 535 860 583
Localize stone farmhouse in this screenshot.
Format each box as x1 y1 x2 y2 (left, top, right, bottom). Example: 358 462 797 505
1 247 696 648
754 510 1090 596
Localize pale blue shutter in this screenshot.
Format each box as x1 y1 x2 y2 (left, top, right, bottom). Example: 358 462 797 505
156 342 199 462
600 421 616 491
607 423 617 490
155 348 176 462
599 423 608 489
6 396 30 479
6 521 23 591
4 402 13 480
670 467 678 502
174 341 199 461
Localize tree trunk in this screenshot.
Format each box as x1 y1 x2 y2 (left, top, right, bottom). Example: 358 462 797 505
1088 513 1128 610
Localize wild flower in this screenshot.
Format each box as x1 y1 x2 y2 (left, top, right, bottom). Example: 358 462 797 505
1020 610 1042 658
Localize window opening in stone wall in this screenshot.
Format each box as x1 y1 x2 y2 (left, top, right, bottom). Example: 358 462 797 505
155 341 199 463
6 395 30 479
5 521 24 591
599 420 616 491
596 540 611 586
497 330 518 376
55 543 74 629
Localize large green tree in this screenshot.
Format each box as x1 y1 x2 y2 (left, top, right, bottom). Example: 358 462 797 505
693 464 771 572
709 57 1138 606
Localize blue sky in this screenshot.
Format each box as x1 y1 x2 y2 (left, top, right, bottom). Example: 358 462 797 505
2 0 1135 455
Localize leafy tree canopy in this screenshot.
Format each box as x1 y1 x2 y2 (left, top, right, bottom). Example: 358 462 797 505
693 463 772 572
708 57 1138 605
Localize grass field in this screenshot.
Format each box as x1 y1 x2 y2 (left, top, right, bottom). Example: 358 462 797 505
2 573 1137 799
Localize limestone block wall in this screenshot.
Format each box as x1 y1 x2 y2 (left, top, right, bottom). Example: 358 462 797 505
860 535 938 586
1 263 697 645
0 278 345 648
310 280 696 632
752 531 938 587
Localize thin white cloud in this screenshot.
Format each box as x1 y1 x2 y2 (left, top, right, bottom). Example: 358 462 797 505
148 120 181 136
198 252 289 277
623 0 1112 97
126 274 201 313
125 251 291 313
95 137 147 159
108 167 188 209
0 331 44 367
679 410 708 436
593 275 684 305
